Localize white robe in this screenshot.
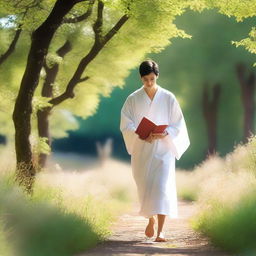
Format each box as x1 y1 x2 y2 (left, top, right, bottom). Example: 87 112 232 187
120 84 190 219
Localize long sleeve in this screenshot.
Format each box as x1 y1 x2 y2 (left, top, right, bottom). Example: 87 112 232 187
120 96 139 155
163 96 190 160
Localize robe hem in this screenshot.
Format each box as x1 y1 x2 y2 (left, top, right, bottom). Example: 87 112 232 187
138 210 179 219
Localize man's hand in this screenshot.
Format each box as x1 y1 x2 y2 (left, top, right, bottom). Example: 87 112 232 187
145 132 154 143
152 131 168 140
144 131 168 143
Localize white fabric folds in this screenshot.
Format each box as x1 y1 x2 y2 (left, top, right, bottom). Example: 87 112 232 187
120 85 190 219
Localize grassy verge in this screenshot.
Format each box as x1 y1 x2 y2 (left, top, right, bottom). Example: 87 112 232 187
177 136 256 255
191 190 256 255
0 151 134 256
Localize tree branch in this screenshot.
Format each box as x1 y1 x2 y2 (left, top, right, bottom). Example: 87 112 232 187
93 0 104 44
42 40 72 97
0 2 33 66
63 0 95 23
75 0 90 3
79 76 89 83
14 0 46 13
56 40 72 57
103 14 129 44
0 26 22 66
49 0 130 107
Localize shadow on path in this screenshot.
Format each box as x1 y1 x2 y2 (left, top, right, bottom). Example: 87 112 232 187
76 200 231 256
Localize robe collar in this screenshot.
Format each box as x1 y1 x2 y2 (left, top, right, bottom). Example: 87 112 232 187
141 84 161 105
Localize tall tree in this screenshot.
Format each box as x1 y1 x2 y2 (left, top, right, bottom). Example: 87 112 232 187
36 0 128 167
1 0 256 189
12 0 89 193
236 62 255 142
37 40 73 167
35 0 190 167
202 83 221 156
3 0 190 192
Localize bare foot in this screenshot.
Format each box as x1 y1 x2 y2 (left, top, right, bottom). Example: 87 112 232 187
154 232 167 242
145 216 155 238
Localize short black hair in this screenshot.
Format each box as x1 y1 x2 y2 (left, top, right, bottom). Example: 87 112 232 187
139 59 159 77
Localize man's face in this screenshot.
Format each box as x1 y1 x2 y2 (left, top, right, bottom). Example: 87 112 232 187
141 72 158 89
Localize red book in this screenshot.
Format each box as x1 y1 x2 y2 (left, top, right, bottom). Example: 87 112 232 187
135 117 168 140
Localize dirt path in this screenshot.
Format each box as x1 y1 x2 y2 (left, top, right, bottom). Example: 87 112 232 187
76 200 231 256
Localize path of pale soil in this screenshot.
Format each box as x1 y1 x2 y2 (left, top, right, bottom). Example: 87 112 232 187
76 200 231 256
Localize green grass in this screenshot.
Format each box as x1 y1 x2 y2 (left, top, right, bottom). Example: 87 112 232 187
177 187 198 202
0 178 99 256
110 187 131 202
0 219 13 256
191 190 256 255
0 167 131 256
176 136 256 255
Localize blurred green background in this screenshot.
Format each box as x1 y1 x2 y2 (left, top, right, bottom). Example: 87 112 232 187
52 9 256 169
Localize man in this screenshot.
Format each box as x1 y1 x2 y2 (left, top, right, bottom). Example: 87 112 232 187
120 59 190 242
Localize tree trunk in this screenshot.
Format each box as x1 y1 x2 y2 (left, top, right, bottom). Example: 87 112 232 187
37 40 72 168
12 0 78 193
236 62 255 143
35 1 128 169
37 108 52 168
202 83 221 157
